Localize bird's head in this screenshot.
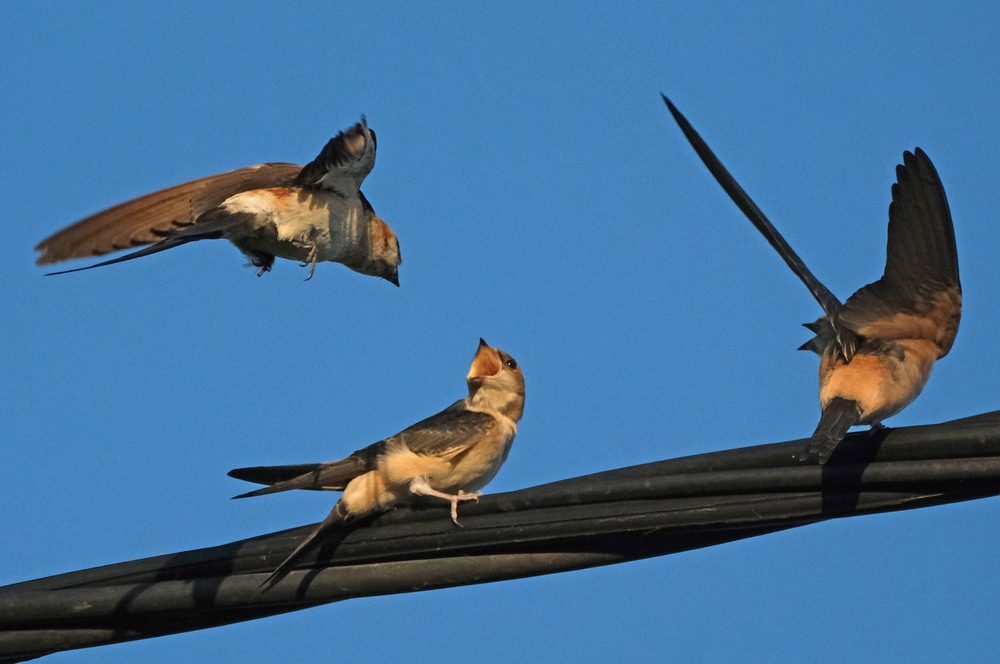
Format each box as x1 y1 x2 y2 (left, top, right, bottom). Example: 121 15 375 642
467 338 525 422
362 216 401 286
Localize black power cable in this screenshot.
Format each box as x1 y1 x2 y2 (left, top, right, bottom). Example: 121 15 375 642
2 410 999 661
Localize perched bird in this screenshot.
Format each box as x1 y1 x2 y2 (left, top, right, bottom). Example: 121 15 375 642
35 118 400 284
662 95 961 463
229 338 525 587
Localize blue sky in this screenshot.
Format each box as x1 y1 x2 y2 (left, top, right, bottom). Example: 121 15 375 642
3 2 1000 662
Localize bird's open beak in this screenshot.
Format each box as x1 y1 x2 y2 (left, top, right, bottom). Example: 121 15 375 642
467 338 501 379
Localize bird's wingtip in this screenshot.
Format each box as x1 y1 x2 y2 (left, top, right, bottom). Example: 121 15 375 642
660 93 680 116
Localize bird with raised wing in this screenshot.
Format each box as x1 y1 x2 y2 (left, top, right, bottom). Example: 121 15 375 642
229 338 525 587
35 118 400 284
663 95 961 464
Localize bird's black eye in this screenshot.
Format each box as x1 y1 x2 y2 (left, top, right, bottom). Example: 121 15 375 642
504 358 518 369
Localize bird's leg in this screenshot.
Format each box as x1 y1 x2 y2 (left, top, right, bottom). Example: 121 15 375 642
303 244 318 281
289 231 319 281
408 478 482 526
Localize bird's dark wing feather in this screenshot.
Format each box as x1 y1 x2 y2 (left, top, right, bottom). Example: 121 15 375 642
36 162 302 265
837 149 961 356
42 210 261 275
391 405 497 461
228 463 333 486
662 95 843 320
229 442 385 498
294 118 376 197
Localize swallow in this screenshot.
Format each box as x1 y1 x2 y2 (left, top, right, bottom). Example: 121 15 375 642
35 118 400 284
662 95 961 463
229 338 525 587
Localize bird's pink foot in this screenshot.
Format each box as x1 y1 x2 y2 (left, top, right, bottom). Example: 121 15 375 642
408 479 482 526
449 490 482 525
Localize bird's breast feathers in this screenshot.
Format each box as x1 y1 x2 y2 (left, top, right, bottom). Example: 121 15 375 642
445 416 517 492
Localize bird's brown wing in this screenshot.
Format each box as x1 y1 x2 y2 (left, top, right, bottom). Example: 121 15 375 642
35 162 302 265
294 118 376 197
229 443 385 498
837 149 961 357
392 405 497 462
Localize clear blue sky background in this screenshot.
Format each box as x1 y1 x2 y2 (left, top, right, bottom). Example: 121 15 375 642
2 3 999 662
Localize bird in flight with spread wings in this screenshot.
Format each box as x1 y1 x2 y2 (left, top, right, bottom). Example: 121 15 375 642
663 95 961 464
35 118 400 284
229 338 525 587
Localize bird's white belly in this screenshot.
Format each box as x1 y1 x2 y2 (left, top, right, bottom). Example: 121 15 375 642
224 188 366 263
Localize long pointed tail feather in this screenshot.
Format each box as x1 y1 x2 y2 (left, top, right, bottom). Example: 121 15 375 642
44 235 211 275
232 484 291 500
43 208 256 275
261 502 349 589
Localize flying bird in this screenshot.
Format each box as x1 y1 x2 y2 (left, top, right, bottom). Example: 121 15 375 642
662 95 961 464
35 118 401 284
229 338 525 587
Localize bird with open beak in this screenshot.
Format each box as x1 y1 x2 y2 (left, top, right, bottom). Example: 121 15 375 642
229 339 525 587
663 96 961 464
35 117 401 284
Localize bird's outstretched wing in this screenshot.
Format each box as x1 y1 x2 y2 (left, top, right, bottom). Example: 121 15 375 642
837 149 962 357
661 94 843 320
35 162 302 265
41 210 263 275
294 118 377 197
